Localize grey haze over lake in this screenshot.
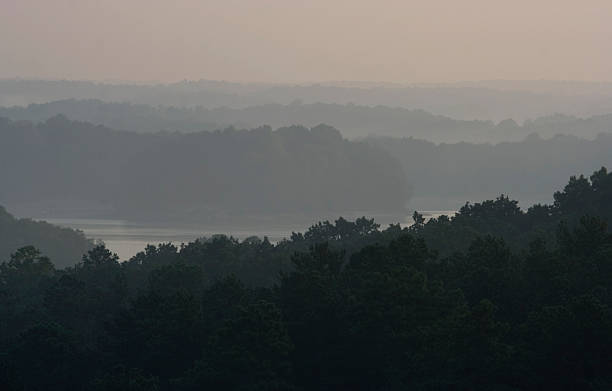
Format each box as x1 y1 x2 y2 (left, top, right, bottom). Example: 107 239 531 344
41 212 456 260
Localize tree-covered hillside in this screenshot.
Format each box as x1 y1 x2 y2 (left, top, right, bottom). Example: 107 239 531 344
370 133 612 209
0 116 409 220
0 206 93 268
2 114 610 219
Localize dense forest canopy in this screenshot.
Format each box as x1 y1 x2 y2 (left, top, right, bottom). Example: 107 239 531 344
2 98 612 142
1 168 611 390
0 116 409 220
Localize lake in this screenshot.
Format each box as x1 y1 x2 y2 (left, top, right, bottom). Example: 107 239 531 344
42 211 456 260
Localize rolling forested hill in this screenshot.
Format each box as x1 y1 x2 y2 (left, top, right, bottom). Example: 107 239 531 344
2 99 612 142
370 133 612 209
0 206 93 267
0 116 409 221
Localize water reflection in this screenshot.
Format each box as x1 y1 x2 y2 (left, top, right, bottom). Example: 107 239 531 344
43 211 456 260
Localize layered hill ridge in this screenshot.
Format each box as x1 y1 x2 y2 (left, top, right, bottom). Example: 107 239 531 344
2 99 612 143
3 79 612 122
0 116 409 220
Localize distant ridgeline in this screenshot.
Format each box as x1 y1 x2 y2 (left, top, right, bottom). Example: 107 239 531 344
0 206 92 268
2 114 610 217
369 132 612 209
3 79 612 123
2 98 612 142
0 116 409 220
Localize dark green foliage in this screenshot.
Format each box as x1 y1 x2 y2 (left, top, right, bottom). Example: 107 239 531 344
178 300 293 390
1 169 612 390
7 323 86 391
110 291 203 379
90 366 160 391
0 247 56 342
520 295 612 390
414 168 612 255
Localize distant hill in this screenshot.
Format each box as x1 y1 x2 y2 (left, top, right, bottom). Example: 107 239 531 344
2 99 612 143
2 112 611 220
369 133 612 210
0 99 221 134
0 116 409 221
2 79 612 122
0 206 93 267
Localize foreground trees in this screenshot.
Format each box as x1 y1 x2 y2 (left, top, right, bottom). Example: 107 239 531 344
1 168 612 390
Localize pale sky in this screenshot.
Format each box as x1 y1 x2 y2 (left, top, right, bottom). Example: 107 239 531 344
1 0 611 83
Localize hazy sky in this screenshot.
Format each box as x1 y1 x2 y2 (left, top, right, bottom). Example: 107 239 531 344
2 0 611 83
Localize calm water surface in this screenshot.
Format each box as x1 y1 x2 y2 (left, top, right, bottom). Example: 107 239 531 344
43 211 455 261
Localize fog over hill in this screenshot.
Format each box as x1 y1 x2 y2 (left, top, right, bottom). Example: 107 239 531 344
3 79 612 122
2 98 612 143
368 133 612 209
1 115 610 218
451 80 612 95
0 116 409 222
